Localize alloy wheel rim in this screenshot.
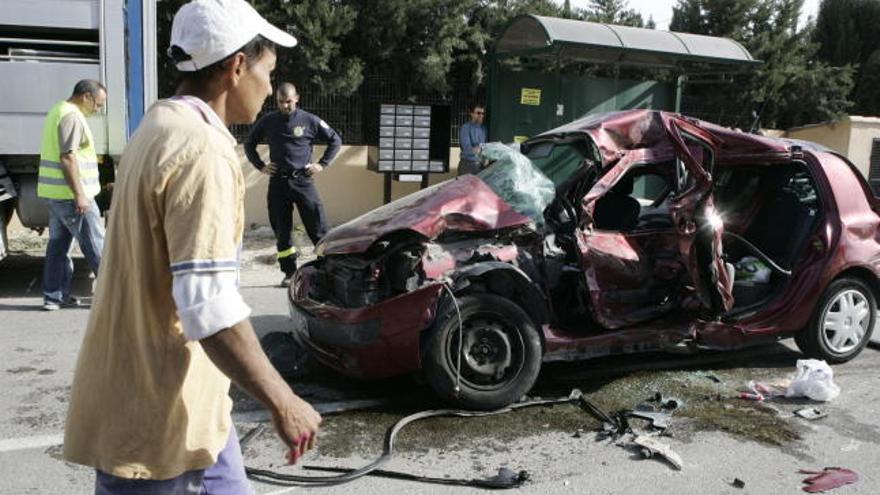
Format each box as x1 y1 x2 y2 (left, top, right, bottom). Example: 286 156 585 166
822 289 870 354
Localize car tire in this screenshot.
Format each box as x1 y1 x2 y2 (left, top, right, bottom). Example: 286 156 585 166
423 293 542 410
795 277 876 363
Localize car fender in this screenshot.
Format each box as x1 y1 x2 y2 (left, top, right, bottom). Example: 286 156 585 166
448 261 550 326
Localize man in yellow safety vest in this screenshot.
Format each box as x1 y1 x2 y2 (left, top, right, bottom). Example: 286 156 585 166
38 79 107 311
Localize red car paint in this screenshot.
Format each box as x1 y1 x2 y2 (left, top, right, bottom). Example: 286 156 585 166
800 468 859 493
289 110 880 379
318 174 532 255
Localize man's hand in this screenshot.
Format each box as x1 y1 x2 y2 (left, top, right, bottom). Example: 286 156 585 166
200 320 323 466
305 163 323 176
271 394 322 464
74 194 91 215
260 163 278 176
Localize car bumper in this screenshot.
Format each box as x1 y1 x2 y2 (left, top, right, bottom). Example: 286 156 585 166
287 265 444 379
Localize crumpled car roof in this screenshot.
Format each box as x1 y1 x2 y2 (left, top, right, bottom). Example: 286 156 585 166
536 109 792 168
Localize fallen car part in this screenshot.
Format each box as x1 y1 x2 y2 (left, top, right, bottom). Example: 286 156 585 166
242 389 609 488
627 410 672 430
794 408 828 421
648 392 682 410
799 467 858 493
631 435 683 470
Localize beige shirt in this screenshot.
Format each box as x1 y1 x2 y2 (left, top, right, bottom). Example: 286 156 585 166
63 99 245 480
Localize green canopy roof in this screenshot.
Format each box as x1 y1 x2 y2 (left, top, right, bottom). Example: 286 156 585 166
496 15 758 70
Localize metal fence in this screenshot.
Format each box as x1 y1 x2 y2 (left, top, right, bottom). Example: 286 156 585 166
231 75 483 147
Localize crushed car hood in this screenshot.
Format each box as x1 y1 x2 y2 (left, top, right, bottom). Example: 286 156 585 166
317 174 533 255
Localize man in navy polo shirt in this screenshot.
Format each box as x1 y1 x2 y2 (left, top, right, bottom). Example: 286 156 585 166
245 82 341 286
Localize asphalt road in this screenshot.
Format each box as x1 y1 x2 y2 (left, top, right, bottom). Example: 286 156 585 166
2 246 879 494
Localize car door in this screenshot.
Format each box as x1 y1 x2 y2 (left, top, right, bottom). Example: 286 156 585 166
660 115 734 316
573 116 732 330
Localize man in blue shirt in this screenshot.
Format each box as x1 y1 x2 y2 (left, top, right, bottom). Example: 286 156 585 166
245 82 341 286
457 103 487 176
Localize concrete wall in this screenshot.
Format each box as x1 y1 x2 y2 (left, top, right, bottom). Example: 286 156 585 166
846 117 880 178
785 118 852 159
783 116 880 179
237 145 461 228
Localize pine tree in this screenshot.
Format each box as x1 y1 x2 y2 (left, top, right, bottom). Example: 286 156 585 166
670 0 855 129
583 0 649 27
253 0 363 96
814 0 880 116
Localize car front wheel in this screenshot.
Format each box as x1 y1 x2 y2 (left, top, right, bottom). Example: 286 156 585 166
796 277 876 363
423 293 542 410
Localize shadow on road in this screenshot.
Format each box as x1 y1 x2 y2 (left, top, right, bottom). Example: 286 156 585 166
0 254 93 299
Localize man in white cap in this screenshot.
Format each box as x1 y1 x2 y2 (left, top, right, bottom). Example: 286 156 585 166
62 1 320 492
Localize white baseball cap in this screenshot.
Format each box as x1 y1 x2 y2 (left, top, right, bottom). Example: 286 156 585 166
169 0 297 72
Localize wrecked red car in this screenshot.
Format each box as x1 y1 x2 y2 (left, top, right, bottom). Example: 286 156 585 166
288 110 880 410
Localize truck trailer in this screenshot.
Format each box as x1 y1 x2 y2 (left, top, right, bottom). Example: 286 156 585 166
0 0 157 260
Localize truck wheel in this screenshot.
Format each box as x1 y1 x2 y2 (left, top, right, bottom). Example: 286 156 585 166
423 293 542 410
795 278 875 363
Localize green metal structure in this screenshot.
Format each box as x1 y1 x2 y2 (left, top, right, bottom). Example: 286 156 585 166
488 15 759 143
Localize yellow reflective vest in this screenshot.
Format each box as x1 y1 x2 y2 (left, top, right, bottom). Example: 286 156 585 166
37 101 100 199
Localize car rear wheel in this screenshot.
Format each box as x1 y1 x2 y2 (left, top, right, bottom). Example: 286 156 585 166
796 278 875 363
423 293 542 410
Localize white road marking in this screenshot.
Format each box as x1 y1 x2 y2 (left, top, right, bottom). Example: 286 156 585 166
0 434 63 453
263 487 297 495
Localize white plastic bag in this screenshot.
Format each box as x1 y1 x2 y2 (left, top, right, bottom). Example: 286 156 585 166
785 359 841 402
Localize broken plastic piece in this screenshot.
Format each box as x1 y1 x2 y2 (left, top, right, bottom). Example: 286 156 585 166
795 408 828 421
799 467 858 493
703 374 722 384
627 411 671 430
631 435 683 470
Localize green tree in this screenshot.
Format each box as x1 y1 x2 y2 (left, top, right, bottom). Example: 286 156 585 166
156 0 188 98
814 0 880 116
253 0 363 95
854 48 880 116
582 0 650 27
670 0 855 129
457 0 565 89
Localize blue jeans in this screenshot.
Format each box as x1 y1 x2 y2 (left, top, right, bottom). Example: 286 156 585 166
94 427 253 495
42 198 104 304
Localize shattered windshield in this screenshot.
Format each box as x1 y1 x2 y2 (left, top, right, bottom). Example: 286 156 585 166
476 143 556 228
523 136 597 188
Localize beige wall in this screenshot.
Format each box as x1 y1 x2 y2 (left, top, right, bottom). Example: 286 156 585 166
237 145 461 228
785 119 852 159
783 115 880 179
846 117 880 178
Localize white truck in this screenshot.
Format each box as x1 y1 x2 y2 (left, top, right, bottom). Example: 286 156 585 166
0 0 157 260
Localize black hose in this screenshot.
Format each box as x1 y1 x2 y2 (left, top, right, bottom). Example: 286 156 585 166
242 390 603 488
722 232 792 277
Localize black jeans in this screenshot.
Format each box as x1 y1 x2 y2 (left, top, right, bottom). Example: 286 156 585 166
268 174 327 275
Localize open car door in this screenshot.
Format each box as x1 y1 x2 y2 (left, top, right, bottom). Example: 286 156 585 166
573 115 733 330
